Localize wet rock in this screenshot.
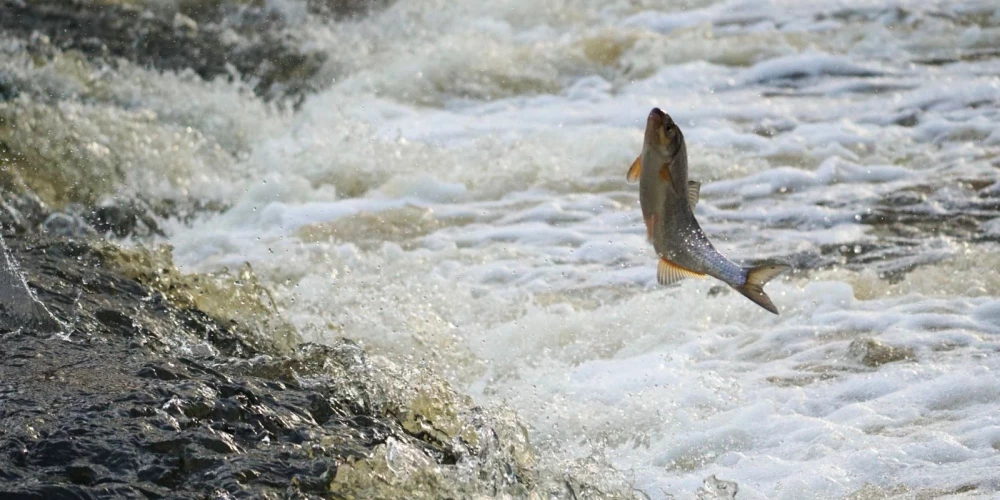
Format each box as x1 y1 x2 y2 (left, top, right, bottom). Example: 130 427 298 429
847 482 978 499
0 188 51 236
741 55 883 86
849 337 915 367
980 181 1000 198
41 212 97 239
751 117 796 138
307 0 396 19
0 0 326 101
0 235 637 498
980 217 1000 241
824 182 1000 278
0 234 62 332
65 463 107 486
696 474 739 499
893 110 920 127
881 182 1000 228
101 244 299 355
82 199 164 238
554 455 639 500
0 69 17 101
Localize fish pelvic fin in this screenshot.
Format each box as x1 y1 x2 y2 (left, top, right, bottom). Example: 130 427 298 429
735 264 791 315
657 258 705 286
626 155 642 183
687 181 701 208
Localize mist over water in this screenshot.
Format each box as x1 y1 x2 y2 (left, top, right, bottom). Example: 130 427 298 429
38 0 998 497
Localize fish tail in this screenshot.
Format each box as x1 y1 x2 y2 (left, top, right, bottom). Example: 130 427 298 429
735 264 791 315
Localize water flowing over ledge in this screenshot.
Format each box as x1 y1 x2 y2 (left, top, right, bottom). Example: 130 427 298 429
0 235 638 498
3 0 1000 497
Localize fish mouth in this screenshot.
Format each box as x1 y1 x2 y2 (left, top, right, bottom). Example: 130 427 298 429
647 107 675 129
647 107 666 125
646 107 680 154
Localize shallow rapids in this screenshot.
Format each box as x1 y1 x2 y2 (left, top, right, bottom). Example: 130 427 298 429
9 0 999 497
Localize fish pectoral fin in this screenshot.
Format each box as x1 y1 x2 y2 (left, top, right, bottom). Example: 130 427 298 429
658 163 672 183
687 181 701 208
656 258 705 286
626 155 642 183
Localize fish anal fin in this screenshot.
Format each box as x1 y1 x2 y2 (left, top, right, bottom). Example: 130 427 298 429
735 264 791 315
687 181 701 207
657 258 704 286
626 155 642 183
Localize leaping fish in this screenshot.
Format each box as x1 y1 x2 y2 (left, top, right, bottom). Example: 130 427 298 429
627 108 790 314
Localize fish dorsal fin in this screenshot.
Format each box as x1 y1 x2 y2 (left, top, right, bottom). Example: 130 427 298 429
626 155 642 183
687 181 701 207
657 258 705 286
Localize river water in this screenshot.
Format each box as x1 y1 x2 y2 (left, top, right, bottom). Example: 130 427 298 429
39 0 999 497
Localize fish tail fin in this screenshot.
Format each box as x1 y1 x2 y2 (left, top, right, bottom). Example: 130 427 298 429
735 264 790 315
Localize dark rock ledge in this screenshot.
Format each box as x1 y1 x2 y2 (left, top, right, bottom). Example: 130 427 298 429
0 0 328 102
0 236 637 499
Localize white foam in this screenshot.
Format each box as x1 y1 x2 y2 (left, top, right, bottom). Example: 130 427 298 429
153 0 1000 497
703 157 912 199
739 52 884 85
620 7 717 34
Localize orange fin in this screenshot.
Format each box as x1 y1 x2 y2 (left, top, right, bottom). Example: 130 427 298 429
644 214 656 242
626 155 642 183
658 162 672 183
657 258 704 286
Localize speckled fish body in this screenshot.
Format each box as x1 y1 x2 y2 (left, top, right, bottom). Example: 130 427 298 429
627 108 790 314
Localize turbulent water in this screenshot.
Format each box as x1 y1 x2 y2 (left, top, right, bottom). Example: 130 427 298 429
8 0 1000 497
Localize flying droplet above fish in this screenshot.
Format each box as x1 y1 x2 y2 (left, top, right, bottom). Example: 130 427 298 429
627 108 790 314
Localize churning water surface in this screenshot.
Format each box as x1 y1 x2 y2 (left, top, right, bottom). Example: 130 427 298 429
110 0 1000 497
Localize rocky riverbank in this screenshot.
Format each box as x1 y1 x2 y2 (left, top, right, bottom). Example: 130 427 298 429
0 235 638 498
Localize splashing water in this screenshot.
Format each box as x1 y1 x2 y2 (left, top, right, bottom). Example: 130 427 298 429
17 0 1000 497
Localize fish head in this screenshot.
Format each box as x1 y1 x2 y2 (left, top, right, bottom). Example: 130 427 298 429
644 108 684 160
